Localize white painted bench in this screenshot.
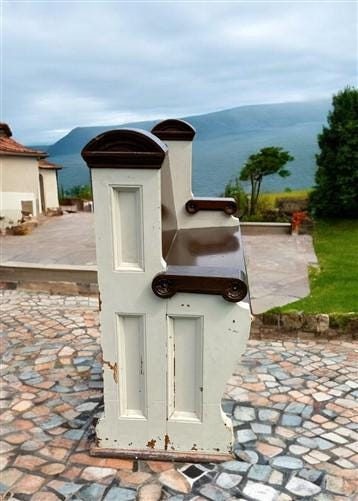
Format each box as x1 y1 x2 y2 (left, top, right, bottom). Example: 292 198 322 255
82 119 251 461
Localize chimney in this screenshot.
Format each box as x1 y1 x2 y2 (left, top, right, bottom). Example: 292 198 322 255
0 123 12 138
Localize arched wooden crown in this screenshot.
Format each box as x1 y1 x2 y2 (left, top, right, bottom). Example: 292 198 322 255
81 129 168 169
151 119 196 141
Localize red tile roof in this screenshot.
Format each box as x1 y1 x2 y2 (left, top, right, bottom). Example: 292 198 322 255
39 159 62 170
0 123 47 158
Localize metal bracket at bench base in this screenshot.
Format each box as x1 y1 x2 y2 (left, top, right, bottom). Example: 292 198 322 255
90 445 232 463
152 273 248 303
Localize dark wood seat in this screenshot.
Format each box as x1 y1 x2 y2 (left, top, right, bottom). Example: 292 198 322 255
153 226 248 303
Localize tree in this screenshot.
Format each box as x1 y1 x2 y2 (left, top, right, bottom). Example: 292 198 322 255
65 184 93 200
239 147 293 215
223 177 248 216
310 87 358 217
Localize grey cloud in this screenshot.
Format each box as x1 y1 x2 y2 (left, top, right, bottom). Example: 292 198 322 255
3 1 356 143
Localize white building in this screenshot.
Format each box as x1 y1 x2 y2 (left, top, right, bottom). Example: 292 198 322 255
0 123 61 222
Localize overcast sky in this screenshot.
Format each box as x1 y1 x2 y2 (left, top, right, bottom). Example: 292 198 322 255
2 0 357 144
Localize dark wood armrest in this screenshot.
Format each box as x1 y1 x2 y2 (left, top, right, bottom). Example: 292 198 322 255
185 198 237 215
152 269 247 303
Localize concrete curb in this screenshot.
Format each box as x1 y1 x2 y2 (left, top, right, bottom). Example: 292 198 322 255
0 262 98 295
240 222 291 235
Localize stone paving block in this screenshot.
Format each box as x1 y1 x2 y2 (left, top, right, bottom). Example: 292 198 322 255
285 402 306 414
243 481 279 501
235 450 259 464
256 441 283 458
281 413 302 427
233 406 255 422
222 461 251 473
289 444 309 455
48 480 83 497
324 475 345 495
268 469 283 485
40 463 66 475
81 466 117 481
248 464 272 481
13 474 46 494
117 470 152 487
334 458 355 469
216 472 242 489
14 455 46 469
271 455 304 470
286 477 321 497
199 484 232 500
137 483 162 501
258 409 280 423
298 468 322 483
321 432 348 444
235 428 257 443
104 486 136 500
251 422 272 434
159 470 191 494
0 468 23 487
78 483 107 500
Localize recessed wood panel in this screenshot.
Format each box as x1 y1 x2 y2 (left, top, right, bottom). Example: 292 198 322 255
111 187 143 271
116 314 146 419
167 315 203 422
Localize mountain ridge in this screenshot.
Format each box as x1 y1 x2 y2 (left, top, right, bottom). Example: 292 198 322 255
44 99 330 195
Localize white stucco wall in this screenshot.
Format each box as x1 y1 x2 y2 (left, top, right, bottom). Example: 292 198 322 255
39 169 59 209
0 156 40 220
0 192 36 222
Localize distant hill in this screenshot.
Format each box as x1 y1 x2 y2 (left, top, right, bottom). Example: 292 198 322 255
44 100 329 195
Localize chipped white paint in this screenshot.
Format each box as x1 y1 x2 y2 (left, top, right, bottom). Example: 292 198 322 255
91 133 251 456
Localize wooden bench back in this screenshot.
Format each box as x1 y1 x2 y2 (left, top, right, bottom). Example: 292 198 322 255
161 154 178 258
152 120 196 234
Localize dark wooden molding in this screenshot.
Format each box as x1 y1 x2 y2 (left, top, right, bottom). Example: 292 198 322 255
81 129 167 169
152 271 247 303
90 445 232 463
151 119 196 141
186 198 237 215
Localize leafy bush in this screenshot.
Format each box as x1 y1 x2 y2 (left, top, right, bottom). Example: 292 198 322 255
60 184 92 201
310 87 358 217
223 177 248 216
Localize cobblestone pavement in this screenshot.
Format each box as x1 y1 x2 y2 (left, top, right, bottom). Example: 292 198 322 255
0 291 357 501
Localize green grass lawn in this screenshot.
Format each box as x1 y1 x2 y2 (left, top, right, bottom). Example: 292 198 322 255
274 219 358 314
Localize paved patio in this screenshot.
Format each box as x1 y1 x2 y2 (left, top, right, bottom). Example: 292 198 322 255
1 290 357 500
0 213 317 313
0 214 96 267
